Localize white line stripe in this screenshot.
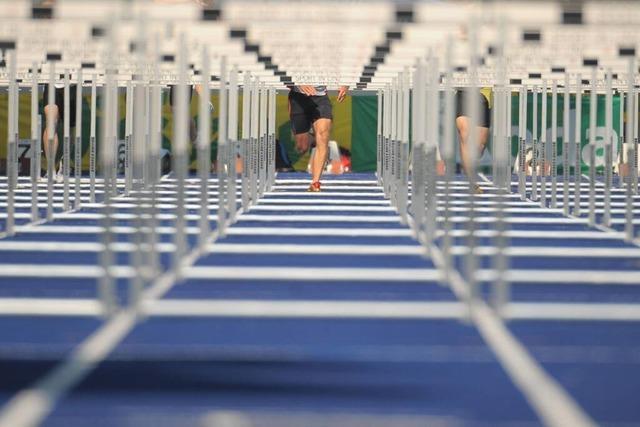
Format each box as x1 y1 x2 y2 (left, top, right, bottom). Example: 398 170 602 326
444 216 587 224
439 229 627 239
0 265 134 279
14 225 203 235
206 243 425 256
1 298 639 323
235 214 590 225
249 205 396 212
449 246 640 258
226 227 414 237
0 241 176 253
144 300 464 319
238 214 400 223
258 199 391 205
0 299 102 316
0 213 34 220
139 300 640 322
0 263 634 286
249 205 637 215
51 212 219 221
185 267 442 282
275 179 379 185
265 191 385 197
274 185 384 191
506 303 640 321
0 202 221 210
9 225 629 241
497 270 640 285
225 227 628 239
14 200 634 213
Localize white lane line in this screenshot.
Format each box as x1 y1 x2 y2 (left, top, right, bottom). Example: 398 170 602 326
274 179 379 185
413 192 640 201
440 229 627 240
225 227 628 239
249 205 396 212
0 265 134 279
16 202 219 210
250 204 637 215
140 300 640 322
450 246 640 258
494 270 640 285
273 185 384 191
3 298 640 323
0 213 36 220
505 303 640 321
235 214 589 225
206 243 424 256
0 241 176 253
9 224 629 240
437 206 640 215
238 214 401 223
185 267 442 282
0 299 102 316
264 191 385 197
51 212 219 221
0 263 634 285
445 216 586 224
15 225 202 235
145 300 464 319
227 227 414 237
257 199 391 205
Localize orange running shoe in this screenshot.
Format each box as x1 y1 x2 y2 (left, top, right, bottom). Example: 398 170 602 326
307 181 321 192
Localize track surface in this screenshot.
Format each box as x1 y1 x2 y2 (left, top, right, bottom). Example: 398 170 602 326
0 173 639 427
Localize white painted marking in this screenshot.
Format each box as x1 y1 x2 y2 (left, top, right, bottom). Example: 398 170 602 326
145 300 463 319
274 179 379 185
15 225 202 235
139 300 640 322
0 299 102 316
238 214 400 223
206 243 424 256
449 246 640 258
506 303 640 321
185 267 442 282
226 227 414 237
274 185 384 191
0 265 134 279
0 241 176 253
264 191 385 197
1 298 639 323
258 199 391 206
498 270 640 285
249 205 396 212
52 212 218 221
439 229 627 240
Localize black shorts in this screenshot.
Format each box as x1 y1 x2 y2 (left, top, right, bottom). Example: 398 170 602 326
42 84 78 128
169 85 194 107
455 90 491 128
288 91 333 135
